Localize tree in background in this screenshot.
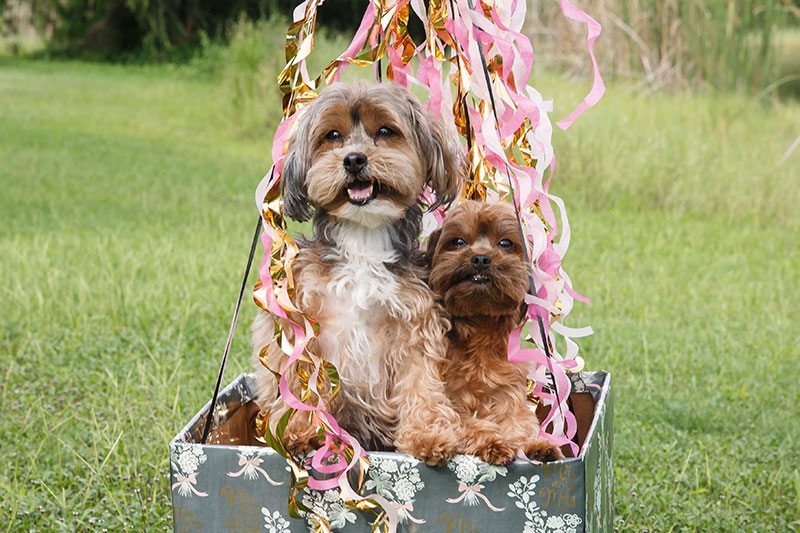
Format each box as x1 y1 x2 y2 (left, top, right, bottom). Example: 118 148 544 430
1 0 367 57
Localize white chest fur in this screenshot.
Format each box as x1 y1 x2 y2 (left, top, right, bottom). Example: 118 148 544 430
314 223 401 398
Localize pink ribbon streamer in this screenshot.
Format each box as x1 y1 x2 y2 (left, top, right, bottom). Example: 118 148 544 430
555 0 606 130
255 0 604 499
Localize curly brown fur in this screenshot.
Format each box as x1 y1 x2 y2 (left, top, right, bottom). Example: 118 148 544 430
427 200 564 465
252 82 464 465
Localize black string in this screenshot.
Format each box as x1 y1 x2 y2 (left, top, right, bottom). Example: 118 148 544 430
376 18 383 82
461 0 568 427
448 0 475 185
200 215 263 444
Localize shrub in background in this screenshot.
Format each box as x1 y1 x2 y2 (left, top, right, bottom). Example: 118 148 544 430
5 0 366 58
189 15 350 136
216 17 286 136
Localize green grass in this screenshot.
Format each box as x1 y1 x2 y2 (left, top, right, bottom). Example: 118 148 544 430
1 56 799 531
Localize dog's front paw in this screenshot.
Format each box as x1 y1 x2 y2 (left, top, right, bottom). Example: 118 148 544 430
474 439 517 466
524 437 564 463
283 426 321 458
395 426 459 466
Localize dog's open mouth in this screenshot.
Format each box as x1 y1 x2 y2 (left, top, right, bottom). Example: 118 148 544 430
345 180 377 206
471 274 490 283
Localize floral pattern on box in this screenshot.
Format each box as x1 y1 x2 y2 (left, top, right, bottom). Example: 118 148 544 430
227 448 283 485
586 394 614 533
301 488 358 530
445 455 508 511
508 475 583 533
262 507 291 532
169 372 613 532
364 455 426 524
170 443 208 498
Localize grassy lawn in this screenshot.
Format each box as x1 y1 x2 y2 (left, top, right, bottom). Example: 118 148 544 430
1 58 799 531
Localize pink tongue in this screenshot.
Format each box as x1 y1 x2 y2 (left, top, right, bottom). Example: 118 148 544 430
347 183 373 201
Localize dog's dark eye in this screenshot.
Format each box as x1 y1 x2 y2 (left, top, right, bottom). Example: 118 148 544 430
498 238 513 249
377 126 394 138
450 237 467 248
326 130 341 141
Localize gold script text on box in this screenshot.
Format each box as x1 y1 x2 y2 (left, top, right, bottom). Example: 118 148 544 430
220 484 261 532
439 511 478 532
174 507 202 533
540 463 579 511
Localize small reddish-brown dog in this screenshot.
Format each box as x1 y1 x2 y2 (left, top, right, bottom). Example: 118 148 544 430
427 200 564 465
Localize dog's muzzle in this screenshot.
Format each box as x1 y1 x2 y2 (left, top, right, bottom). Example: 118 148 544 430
471 255 491 282
342 152 376 205
345 180 376 205
343 152 367 175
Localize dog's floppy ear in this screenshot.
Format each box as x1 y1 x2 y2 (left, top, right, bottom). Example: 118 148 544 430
280 111 314 222
424 228 442 268
425 116 464 209
401 88 464 210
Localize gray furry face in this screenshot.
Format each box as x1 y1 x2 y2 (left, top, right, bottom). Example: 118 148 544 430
280 82 464 228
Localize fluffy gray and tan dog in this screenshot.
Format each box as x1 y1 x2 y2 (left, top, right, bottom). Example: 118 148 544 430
252 82 463 465
427 201 564 465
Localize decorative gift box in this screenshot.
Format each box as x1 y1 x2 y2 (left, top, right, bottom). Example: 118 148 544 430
169 371 612 532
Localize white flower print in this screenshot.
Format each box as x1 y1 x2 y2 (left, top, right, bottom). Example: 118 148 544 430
379 459 398 473
393 479 415 501
226 448 282 485
446 456 507 512
364 457 426 524
177 451 199 474
508 475 582 533
170 444 208 498
588 406 613 532
323 489 341 503
301 489 357 531
174 444 206 476
593 462 602 519
452 457 480 484
262 507 291 533
588 412 608 532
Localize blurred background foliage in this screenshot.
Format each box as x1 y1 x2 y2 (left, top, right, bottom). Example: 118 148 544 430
0 0 366 57
0 1 797 95
527 0 800 98
0 0 798 123
2 0 797 138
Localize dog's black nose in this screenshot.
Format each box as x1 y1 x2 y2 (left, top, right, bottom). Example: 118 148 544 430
471 255 492 271
343 152 368 174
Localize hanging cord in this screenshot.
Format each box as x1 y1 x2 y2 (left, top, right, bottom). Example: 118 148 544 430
447 0 475 185
461 0 568 427
200 215 263 444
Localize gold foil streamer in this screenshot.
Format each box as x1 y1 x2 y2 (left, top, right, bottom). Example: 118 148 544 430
257 1 568 530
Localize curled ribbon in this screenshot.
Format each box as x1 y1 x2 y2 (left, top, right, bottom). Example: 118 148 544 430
556 0 606 130
254 0 604 529
445 483 506 512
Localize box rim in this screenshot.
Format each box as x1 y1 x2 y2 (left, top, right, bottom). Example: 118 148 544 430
577 371 611 460
171 371 611 468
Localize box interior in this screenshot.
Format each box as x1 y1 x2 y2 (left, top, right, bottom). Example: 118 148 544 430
187 376 601 459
